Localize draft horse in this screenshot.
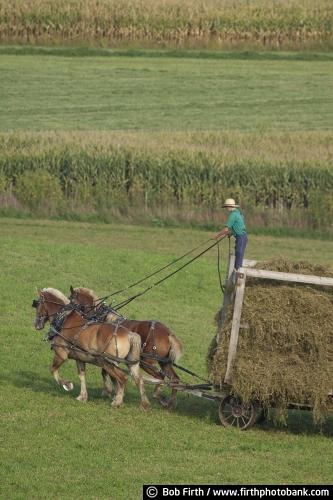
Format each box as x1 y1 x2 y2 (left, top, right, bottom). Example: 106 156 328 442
32 288 150 410
69 286 183 408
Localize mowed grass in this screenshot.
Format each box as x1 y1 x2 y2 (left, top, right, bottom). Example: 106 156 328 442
0 217 332 499
1 52 333 131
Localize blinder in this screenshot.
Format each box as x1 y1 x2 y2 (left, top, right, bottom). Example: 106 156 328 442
32 299 40 309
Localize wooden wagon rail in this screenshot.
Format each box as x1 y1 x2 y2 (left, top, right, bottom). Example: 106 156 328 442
244 268 333 287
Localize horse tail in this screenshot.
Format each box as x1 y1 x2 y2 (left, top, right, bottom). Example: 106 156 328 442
127 331 142 363
168 334 183 363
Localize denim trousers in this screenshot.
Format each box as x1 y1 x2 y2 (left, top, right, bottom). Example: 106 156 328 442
235 234 248 270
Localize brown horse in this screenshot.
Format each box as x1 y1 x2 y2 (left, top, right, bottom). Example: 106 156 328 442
33 288 150 410
69 286 183 408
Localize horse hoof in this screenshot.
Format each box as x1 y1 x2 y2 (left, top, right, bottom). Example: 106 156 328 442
140 402 151 412
111 401 122 409
63 382 74 392
76 395 88 402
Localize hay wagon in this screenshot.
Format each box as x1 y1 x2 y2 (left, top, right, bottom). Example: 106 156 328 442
166 255 333 430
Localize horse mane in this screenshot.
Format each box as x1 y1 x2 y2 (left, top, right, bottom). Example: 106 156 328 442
73 287 99 303
42 287 70 305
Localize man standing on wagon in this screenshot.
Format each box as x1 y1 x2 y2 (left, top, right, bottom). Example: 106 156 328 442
214 198 248 270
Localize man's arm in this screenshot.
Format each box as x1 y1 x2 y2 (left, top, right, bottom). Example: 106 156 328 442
214 226 231 240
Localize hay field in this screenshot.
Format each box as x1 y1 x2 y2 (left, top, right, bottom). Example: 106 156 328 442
0 49 332 232
1 50 332 131
0 218 332 499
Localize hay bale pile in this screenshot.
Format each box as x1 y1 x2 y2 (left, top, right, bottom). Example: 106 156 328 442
208 260 333 423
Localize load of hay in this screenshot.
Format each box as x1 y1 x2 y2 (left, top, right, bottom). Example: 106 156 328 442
208 260 333 424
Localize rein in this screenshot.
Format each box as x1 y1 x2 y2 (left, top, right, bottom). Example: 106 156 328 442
32 298 74 320
112 236 227 311
99 237 214 302
33 236 228 385
69 236 227 316
91 236 226 309
140 352 209 383
42 304 134 367
50 330 137 367
217 239 225 295
34 297 210 382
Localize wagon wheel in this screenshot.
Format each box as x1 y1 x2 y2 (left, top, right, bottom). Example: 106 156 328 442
218 395 258 430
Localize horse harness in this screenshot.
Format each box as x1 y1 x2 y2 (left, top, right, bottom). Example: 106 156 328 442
74 304 159 360
34 300 170 374
45 307 135 368
90 307 161 364
142 320 156 352
32 296 72 326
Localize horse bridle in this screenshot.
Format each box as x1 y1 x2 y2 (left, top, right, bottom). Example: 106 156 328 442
32 296 48 325
32 295 69 324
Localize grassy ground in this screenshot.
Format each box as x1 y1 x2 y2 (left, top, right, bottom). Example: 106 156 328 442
0 218 332 498
1 51 333 131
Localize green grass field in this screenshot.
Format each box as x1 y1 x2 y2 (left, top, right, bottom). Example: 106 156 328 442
1 50 333 131
0 218 332 498
1 8 333 493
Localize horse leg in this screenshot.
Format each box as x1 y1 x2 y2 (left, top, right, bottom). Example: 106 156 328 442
153 384 165 403
129 362 151 411
140 359 166 406
50 351 73 392
101 363 127 408
76 361 88 402
110 369 126 409
101 369 114 398
160 363 180 410
125 331 150 410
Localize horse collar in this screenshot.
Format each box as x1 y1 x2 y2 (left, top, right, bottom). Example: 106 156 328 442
48 309 70 339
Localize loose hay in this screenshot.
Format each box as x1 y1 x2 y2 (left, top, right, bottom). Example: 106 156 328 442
208 260 333 424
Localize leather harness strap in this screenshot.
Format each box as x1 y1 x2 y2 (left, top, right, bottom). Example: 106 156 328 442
100 321 119 358
142 320 156 351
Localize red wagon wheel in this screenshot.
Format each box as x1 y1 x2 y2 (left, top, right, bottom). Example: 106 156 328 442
218 395 259 430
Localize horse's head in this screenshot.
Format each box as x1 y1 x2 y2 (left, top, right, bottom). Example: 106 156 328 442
32 288 70 330
69 286 97 313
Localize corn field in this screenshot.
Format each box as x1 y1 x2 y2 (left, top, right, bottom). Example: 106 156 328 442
0 131 332 231
0 0 332 49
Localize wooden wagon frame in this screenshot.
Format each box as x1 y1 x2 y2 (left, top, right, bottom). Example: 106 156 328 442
168 254 333 430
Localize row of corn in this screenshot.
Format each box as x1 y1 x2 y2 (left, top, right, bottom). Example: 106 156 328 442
0 131 332 229
0 0 332 49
